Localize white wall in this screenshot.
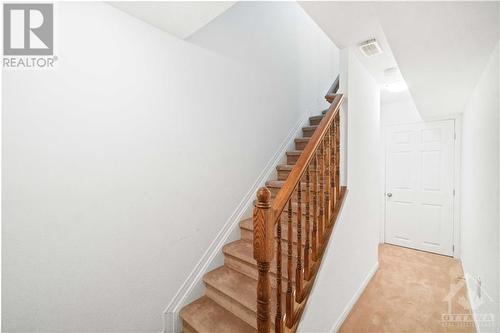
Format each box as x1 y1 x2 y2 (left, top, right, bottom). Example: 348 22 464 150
381 93 423 127
299 50 382 333
1 2 339 332
187 1 338 117
461 41 500 332
109 2 236 39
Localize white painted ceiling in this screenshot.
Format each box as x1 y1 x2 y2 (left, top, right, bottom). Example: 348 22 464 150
300 1 400 85
110 1 498 117
373 1 499 118
301 1 499 117
109 1 235 39
299 2 411 105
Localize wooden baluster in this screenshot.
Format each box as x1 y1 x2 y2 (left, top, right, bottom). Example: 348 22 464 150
336 114 341 199
312 153 319 261
331 122 336 209
286 198 294 328
334 117 338 200
304 166 311 280
275 215 284 333
335 116 338 200
253 187 274 333
296 181 303 302
324 129 331 225
318 139 325 243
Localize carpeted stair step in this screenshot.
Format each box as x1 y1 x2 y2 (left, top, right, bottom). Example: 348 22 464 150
302 125 318 138
239 218 307 248
180 296 256 333
223 239 296 287
266 180 324 198
294 137 310 150
286 150 303 164
309 115 324 126
203 266 286 330
276 164 319 181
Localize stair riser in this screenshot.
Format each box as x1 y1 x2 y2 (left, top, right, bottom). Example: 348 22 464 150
287 152 336 165
206 277 294 333
240 228 308 248
277 169 318 181
205 286 263 331
224 255 293 290
205 284 286 333
295 140 308 150
270 186 301 198
181 322 197 333
287 154 300 164
309 117 323 126
303 128 315 137
277 170 288 181
240 208 315 226
281 207 317 218
269 186 326 198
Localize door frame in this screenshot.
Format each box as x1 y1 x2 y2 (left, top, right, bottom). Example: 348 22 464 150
380 116 462 259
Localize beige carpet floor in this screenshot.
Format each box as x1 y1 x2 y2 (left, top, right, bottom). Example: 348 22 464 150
339 244 475 333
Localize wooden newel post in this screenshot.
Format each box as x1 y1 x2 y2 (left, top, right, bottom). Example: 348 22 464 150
253 187 274 333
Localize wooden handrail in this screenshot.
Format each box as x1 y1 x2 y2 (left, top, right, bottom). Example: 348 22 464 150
253 74 345 333
325 76 340 103
271 93 343 221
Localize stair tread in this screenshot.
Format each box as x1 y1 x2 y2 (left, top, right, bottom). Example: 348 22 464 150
303 125 318 130
204 266 259 313
223 240 297 280
295 138 310 142
223 239 254 262
240 218 306 236
180 296 256 333
266 179 317 188
277 164 294 171
204 266 285 322
276 164 318 171
309 116 323 126
286 150 302 156
266 180 286 188
224 239 299 260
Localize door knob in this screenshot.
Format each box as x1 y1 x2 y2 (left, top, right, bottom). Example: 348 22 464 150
387 192 393 197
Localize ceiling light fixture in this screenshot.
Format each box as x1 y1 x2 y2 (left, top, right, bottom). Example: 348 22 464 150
384 81 408 93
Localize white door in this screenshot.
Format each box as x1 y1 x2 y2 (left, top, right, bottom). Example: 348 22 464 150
385 120 455 256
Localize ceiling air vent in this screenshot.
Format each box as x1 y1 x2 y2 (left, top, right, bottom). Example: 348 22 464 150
359 39 382 57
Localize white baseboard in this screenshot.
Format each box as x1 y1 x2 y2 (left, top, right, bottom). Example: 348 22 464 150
329 261 379 333
461 259 482 333
162 111 311 333
464 273 483 333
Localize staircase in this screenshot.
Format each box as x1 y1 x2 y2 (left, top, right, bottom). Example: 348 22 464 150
180 79 345 333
